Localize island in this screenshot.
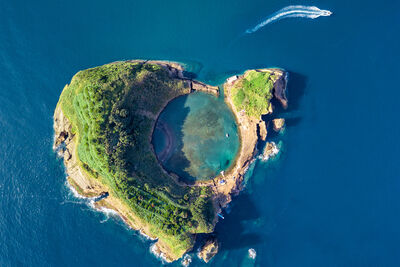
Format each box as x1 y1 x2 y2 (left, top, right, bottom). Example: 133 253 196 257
53 60 287 262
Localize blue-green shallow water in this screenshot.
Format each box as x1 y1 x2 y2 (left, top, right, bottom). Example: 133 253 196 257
0 0 399 266
152 92 239 182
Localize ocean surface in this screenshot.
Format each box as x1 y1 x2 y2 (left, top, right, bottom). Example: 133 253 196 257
0 0 399 266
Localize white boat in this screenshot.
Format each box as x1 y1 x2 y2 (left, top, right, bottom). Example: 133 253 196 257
321 10 332 16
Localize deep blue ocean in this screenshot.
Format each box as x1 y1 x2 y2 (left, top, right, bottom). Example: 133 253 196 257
1 0 399 266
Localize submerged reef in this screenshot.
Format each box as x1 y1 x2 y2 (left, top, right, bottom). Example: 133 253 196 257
53 60 287 262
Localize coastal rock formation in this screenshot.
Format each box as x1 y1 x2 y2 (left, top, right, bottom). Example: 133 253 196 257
210 68 287 199
55 104 184 261
268 103 274 114
261 142 279 161
181 255 192 267
273 71 288 109
54 107 105 197
53 60 287 262
258 121 268 141
191 80 219 96
198 237 219 263
272 118 285 132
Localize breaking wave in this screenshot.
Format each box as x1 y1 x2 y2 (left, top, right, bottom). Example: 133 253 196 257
150 243 168 263
245 5 332 34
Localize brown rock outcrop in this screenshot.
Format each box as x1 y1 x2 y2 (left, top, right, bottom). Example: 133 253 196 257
261 142 279 161
272 118 285 132
258 121 268 141
191 80 219 96
198 237 219 263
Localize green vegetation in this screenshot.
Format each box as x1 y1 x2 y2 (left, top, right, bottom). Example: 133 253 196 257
57 61 215 258
231 70 275 118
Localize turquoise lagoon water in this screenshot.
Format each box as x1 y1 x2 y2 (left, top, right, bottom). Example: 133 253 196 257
152 92 239 182
1 0 400 266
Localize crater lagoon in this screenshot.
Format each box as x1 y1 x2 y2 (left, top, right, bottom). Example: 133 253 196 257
152 92 239 182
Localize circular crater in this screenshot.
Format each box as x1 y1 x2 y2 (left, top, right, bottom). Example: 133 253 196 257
152 92 239 183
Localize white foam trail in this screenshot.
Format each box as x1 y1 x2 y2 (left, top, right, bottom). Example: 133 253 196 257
64 179 159 258
150 243 168 263
65 180 87 199
258 142 280 162
64 180 117 220
93 206 119 223
93 204 119 216
181 254 192 267
248 248 257 259
245 5 332 33
139 230 157 241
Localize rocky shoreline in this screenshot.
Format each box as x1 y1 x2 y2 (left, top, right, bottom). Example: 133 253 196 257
198 68 288 213
54 105 178 259
53 60 287 262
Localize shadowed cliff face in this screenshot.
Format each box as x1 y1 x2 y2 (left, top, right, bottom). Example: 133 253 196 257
152 92 239 182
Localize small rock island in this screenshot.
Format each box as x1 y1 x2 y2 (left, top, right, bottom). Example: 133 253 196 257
53 60 287 262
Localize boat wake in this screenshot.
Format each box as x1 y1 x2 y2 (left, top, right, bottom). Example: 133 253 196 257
245 5 332 34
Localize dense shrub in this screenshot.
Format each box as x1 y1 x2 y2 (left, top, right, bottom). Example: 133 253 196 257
58 62 214 256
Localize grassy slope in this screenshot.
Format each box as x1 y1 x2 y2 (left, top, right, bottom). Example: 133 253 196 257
58 61 214 258
231 70 276 118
